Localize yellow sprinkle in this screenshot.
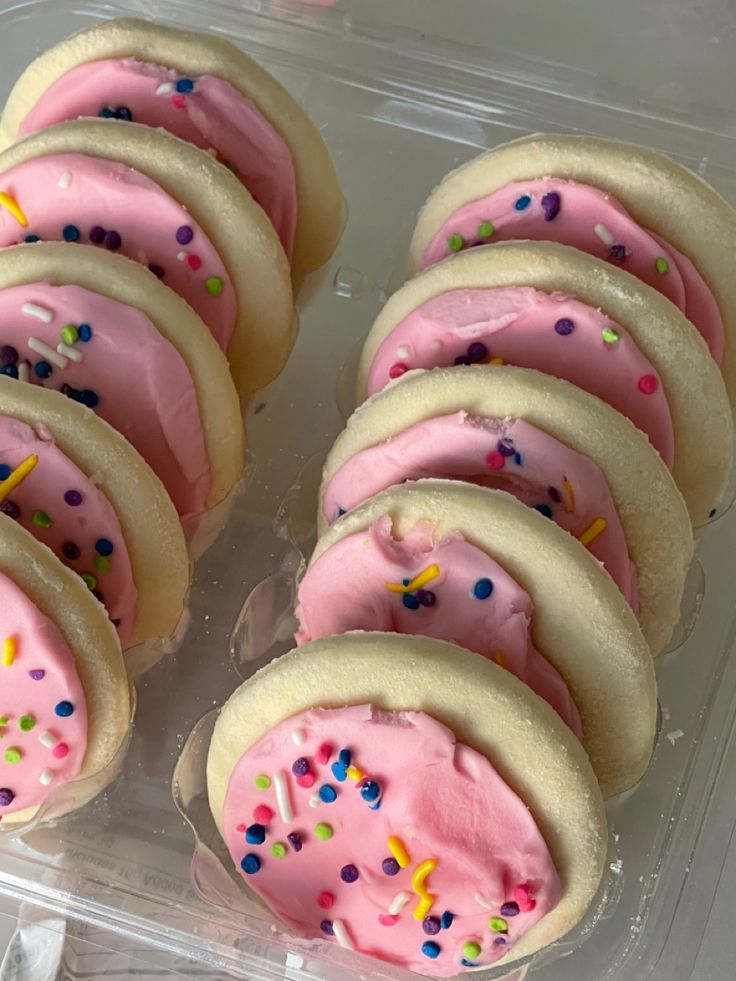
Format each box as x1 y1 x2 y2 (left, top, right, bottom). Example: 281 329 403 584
492 651 506 668
386 563 440 594
489 357 505 365
411 858 437 920
347 766 364 782
2 637 16 667
414 896 433 920
0 192 28 227
578 517 607 548
0 455 38 504
563 477 576 514
387 835 411 868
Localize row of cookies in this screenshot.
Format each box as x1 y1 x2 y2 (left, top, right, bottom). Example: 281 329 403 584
204 136 736 975
0 19 342 825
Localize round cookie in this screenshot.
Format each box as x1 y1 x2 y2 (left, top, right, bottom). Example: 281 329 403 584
0 377 189 656
0 119 294 398
408 133 736 399
356 241 732 526
207 632 607 975
320 364 693 655
0 243 244 521
0 17 343 285
0 513 130 825
301 479 656 798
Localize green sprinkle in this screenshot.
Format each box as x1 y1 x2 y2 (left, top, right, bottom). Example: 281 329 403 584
655 256 669 274
94 555 110 573
462 941 481 959
32 510 53 528
602 326 620 344
447 232 464 252
477 221 495 238
489 917 508 932
254 774 271 790
19 715 36 732
315 822 333 841
60 324 79 346
81 572 97 591
271 842 287 859
205 276 224 296
4 747 21 764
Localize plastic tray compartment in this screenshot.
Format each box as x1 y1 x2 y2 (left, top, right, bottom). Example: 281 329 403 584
1 1 736 979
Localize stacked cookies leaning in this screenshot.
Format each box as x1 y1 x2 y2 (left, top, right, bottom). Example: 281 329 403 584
207 136 736 976
0 19 342 826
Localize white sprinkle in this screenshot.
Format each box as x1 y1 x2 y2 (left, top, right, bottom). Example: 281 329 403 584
27 338 67 369
57 171 72 189
396 345 411 359
22 302 53 323
177 251 187 261
332 919 354 950
156 82 174 95
39 769 53 786
666 729 685 745
17 362 29 383
388 891 412 915
594 223 615 246
39 731 58 749
473 892 495 910
273 770 293 823
57 342 82 363
309 794 320 808
291 728 306 746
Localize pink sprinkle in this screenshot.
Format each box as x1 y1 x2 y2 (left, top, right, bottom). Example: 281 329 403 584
514 884 537 912
378 914 398 927
297 772 316 788
638 373 658 395
236 823 246 833
389 363 408 380
253 804 274 824
171 93 186 109
316 742 333 765
486 451 505 470
52 742 69 759
317 892 334 909
186 254 203 271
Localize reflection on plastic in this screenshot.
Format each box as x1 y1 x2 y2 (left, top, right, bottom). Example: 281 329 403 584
0 917 65 981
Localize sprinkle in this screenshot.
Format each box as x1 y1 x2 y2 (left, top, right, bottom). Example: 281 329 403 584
477 220 494 238
254 774 271 789
423 916 441 935
346 765 363 782
389 362 408 380
287 832 302 852
0 364 18 378
175 78 195 93
316 742 332 765
28 669 44 680
309 794 320 808
39 731 58 749
440 911 454 929
33 509 54 530
500 902 520 917
541 191 561 221
387 835 411 868
54 701 74 718
489 917 508 932
638 373 658 394
186 254 202 271
63 490 83 507
104 230 122 251
416 589 436 608
492 651 506 667
473 892 494 910
39 769 53 786
156 82 174 95
473 578 493 600
490 356 505 365
319 784 337 803
514 884 536 911
205 276 224 296
89 226 106 244
360 780 381 802
594 223 615 246
497 437 515 457
0 455 38 504
27 338 66 368
2 637 16 667
0 192 28 227
320 920 334 935
291 728 306 746
78 389 99 408
534 503 553 519
24 234 39 243
578 517 607 548
60 324 79 347
554 317 575 336
514 194 531 210
486 450 505 470
296 772 315 788
62 224 80 242
340 864 359 883
0 500 20 519
315 822 333 840
609 243 627 262
563 477 576 513
421 941 440 959
78 324 92 343
379 914 398 926
411 858 437 920
4 748 21 764
245 823 266 845
317 892 334 909
494 937 508 946
463 941 482 959
17 362 29 382
382 857 400 876
389 891 412 915
656 256 669 274
387 563 440 594
447 233 464 252
271 842 286 859
332 920 354 950
602 326 620 344
467 341 488 361
0 788 14 806
240 854 261 875
292 757 310 777
22 304 53 324
34 361 52 379
253 804 273 824
52 742 69 760
58 171 72 189
709 508 717 519
0 346 17 366
81 573 97 591
403 593 420 610
176 225 194 245
273 771 293 823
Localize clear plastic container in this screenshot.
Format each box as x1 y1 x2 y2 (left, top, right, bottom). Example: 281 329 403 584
1 0 736 979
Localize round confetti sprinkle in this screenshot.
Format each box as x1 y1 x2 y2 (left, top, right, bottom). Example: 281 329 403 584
316 743 333 764
62 542 80 560
548 487 562 503
0 465 10 480
467 341 488 361
271 842 287 859
149 263 165 279
360 780 381 802
477 220 494 238
55 701 74 717
534 503 553 519
447 233 464 252
609 243 627 262
34 361 53 379
486 451 505 470
176 225 194 245
19 715 35 732
287 832 302 852
95 538 114 557
500 901 520 917
421 941 441 959
422 916 441 935
254 774 271 789
416 589 436 607
319 784 337 803
28 670 45 680
205 276 224 296
402 593 421 610
186 254 203 271
115 105 133 120
0 365 18 378
541 190 561 221
292 757 310 777
389 363 409 379
515 194 531 210
317 892 334 909
315 822 333 840
602 326 620 344
296 772 315 788
81 572 97 591
379 914 398 927
320 920 334 935
78 389 99 408
53 742 69 760
78 323 92 342
4 748 21 764
104 230 122 251
440 911 454 929
235 824 246 833
89 225 106 244
497 437 515 457
32 510 53 528
340 864 359 883
24 234 40 243
240 854 261 875
489 917 508 932
0 346 18 366
253 804 273 824
245 823 266 845
494 937 508 946
462 941 482 959
382 857 400 876
0 789 15 806
1 501 20 519
60 324 79 346
176 78 195 93
655 256 669 274
64 490 83 507
62 224 80 242
638 374 658 395
554 317 575 335
473 578 494 600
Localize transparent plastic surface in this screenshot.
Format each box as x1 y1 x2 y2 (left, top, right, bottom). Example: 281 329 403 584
0 1 734 980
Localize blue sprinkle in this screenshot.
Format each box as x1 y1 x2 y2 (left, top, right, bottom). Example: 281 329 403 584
534 503 554 519
24 234 40 243
402 593 421 610
319 784 337 803
245 823 266 844
0 364 18 378
369 799 382 810
473 578 493 600
115 105 133 121
461 959 477 967
339 748 351 765
422 942 441 959
78 323 92 342
98 107 115 118
332 748 351 782
514 452 523 466
34 361 52 379
54 700 74 717
514 194 532 210
79 389 99 408
240 853 261 874
360 780 380 802
709 508 717 518
95 538 114 557
62 224 80 242
0 465 11 480
440 911 454 929
175 78 195 92
402 578 410 587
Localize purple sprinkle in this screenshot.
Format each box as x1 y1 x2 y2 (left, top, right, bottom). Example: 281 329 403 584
454 355 473 366
340 864 359 883
548 486 562 503
494 937 508 946
0 346 18 366
497 437 515 457
176 225 194 245
28 669 45 680
287 832 302 852
554 318 575 336
64 490 83 507
89 225 106 244
608 243 627 263
104 230 122 251
422 916 441 936
62 541 80 560
0 789 14 807
416 589 436 607
382 857 400 876
320 920 334 935
0 500 19 519
501 902 520 917
148 263 165 279
292 757 310 777
541 191 561 221
467 341 488 362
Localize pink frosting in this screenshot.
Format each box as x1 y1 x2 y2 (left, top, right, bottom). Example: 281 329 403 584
322 413 638 611
222 704 562 976
0 570 87 816
295 516 582 736
0 153 236 350
0 281 210 521
420 178 723 361
366 287 675 467
17 59 298 258
0 414 136 646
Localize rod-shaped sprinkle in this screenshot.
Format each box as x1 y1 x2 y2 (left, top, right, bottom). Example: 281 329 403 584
273 771 294 824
